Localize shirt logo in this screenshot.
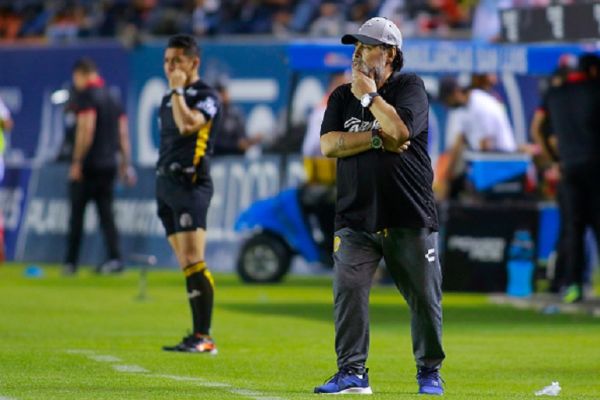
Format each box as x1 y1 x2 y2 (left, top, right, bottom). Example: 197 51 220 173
343 118 380 132
179 213 193 228
196 96 217 118
425 248 436 262
186 87 198 96
333 236 341 253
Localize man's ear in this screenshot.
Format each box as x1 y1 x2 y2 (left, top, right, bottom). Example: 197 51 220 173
387 47 396 65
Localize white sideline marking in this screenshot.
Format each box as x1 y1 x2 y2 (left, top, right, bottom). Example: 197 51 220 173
89 355 122 363
66 350 285 399
0 396 17 400
65 349 94 355
113 365 148 373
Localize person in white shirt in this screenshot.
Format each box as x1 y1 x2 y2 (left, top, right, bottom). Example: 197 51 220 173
0 95 14 184
435 76 517 199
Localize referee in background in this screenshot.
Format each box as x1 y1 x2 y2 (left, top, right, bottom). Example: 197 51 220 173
63 58 135 275
157 35 221 354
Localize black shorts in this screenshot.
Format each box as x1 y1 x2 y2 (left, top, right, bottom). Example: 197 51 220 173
156 174 213 236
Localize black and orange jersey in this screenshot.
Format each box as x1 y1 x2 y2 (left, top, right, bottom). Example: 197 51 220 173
157 79 221 172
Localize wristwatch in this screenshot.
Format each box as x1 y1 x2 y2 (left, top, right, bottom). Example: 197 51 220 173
371 129 383 150
360 92 380 108
171 87 185 96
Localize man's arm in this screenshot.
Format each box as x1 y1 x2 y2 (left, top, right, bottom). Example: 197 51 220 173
320 130 372 158
0 97 13 132
530 109 558 162
369 96 410 147
118 114 136 185
171 93 207 135
70 110 96 181
321 130 410 158
0 116 13 132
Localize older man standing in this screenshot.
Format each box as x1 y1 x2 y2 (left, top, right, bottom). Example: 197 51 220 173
313 17 445 395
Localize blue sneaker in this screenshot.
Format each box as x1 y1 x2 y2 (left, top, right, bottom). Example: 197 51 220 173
417 368 444 395
314 368 372 394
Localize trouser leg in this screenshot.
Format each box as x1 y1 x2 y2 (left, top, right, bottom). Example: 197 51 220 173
93 170 120 260
65 181 88 265
382 228 445 370
333 227 381 374
562 173 586 287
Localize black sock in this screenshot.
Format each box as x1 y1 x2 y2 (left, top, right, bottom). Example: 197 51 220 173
183 261 214 336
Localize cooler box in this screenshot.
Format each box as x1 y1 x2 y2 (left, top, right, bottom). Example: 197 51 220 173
465 152 531 196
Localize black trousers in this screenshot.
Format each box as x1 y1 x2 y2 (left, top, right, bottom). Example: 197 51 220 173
65 168 120 265
562 163 600 287
333 227 445 374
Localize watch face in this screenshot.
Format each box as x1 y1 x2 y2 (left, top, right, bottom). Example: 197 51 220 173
371 135 383 149
361 94 371 108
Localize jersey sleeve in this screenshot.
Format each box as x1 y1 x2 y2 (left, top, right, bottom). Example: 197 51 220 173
394 77 429 139
73 89 96 114
193 91 220 122
320 86 346 136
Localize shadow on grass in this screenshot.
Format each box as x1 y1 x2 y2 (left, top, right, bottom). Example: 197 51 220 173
221 301 600 327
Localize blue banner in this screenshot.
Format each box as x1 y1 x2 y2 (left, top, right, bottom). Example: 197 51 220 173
5 156 303 269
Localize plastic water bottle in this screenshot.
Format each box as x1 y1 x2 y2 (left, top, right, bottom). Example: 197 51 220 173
535 381 561 396
506 229 535 297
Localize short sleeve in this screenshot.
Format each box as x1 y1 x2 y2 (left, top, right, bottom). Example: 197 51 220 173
320 86 346 136
194 93 220 121
538 91 549 114
394 78 429 138
74 89 95 114
0 97 10 119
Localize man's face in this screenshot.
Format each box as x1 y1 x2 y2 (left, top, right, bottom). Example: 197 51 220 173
443 89 467 109
163 47 198 79
352 42 390 80
72 70 87 91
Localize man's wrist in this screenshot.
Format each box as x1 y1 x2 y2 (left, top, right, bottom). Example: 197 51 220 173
361 92 380 108
171 87 185 96
371 129 383 150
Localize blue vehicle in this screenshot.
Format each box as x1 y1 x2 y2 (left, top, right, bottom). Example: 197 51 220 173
234 186 334 283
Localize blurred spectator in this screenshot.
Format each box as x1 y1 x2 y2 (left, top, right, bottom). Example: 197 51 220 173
0 93 14 184
192 0 220 36
435 75 517 200
542 53 600 303
309 1 344 37
301 71 347 183
212 81 262 156
0 0 483 40
471 0 510 42
0 5 23 40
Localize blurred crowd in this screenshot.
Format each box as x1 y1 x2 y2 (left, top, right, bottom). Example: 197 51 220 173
0 0 590 44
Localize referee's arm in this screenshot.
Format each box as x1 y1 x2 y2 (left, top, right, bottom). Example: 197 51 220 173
171 93 207 135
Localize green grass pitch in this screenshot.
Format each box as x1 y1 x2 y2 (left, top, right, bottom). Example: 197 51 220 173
1 263 599 399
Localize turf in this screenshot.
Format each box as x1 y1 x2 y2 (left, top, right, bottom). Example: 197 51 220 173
0 263 599 399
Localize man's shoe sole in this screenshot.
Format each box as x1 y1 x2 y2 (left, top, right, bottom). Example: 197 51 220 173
418 387 443 395
314 386 372 394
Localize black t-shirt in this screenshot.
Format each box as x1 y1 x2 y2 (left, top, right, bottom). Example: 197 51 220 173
73 83 123 170
543 78 600 169
320 72 438 232
158 79 221 175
